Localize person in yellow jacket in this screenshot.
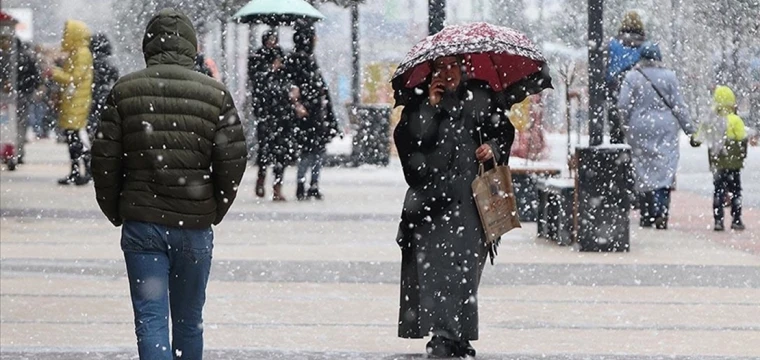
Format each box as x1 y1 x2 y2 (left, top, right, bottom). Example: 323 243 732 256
691 85 748 231
49 20 93 185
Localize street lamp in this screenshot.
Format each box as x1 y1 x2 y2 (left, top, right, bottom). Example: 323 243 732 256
429 0 446 35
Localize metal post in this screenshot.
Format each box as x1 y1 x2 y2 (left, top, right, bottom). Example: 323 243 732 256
587 0 605 146
428 0 446 35
351 3 360 105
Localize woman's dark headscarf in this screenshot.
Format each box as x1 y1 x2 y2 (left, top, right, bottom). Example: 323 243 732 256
261 30 278 48
90 33 113 57
293 22 315 55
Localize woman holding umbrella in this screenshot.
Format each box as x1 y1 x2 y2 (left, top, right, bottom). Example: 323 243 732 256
392 23 551 357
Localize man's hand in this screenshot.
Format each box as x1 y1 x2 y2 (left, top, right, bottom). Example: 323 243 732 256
429 79 445 106
476 144 494 162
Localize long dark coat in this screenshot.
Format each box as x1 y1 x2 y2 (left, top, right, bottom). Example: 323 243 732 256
248 50 296 167
394 81 514 341
286 52 338 155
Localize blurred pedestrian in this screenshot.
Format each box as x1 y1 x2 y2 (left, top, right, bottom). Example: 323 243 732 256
91 9 247 360
194 43 220 80
606 10 647 144
394 55 515 357
692 85 748 231
88 33 119 142
15 38 40 163
617 42 698 230
287 23 338 200
48 20 94 185
250 49 297 201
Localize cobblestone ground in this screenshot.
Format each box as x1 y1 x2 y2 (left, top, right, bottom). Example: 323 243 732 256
1 140 759 359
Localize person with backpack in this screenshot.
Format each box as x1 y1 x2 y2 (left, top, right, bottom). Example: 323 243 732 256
606 10 647 144
691 85 748 231
15 38 41 164
91 9 247 359
617 42 698 230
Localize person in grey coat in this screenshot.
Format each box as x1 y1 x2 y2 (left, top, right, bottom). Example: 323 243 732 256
617 42 697 230
394 56 515 358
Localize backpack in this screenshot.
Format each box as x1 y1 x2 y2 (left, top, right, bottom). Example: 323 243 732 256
606 38 641 89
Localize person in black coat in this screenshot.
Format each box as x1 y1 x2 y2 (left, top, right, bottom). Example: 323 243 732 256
249 48 298 201
394 56 515 358
287 23 338 200
16 38 40 163
88 33 119 142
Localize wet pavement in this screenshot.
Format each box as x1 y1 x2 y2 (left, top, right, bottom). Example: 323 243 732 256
1 139 759 359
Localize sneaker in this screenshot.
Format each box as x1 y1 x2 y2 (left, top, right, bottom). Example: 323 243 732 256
307 186 323 200
731 220 745 231
654 217 668 230
58 174 76 185
714 221 725 232
74 175 91 186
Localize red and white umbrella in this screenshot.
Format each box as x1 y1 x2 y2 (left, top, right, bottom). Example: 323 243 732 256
391 22 552 106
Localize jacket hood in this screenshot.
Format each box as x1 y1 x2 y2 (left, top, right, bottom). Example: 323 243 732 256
61 20 91 53
714 85 736 114
91 33 113 57
639 41 662 61
142 8 197 68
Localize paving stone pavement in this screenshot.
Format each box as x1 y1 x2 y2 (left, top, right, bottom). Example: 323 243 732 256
1 140 759 359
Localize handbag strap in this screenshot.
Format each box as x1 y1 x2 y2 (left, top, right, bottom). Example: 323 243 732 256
636 68 679 118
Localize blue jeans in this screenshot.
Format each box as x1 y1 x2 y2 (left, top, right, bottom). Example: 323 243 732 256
639 188 671 222
297 151 324 186
121 221 214 360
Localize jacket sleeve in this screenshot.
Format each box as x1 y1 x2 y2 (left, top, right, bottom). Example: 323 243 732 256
212 91 248 225
91 91 123 226
395 104 454 188
616 72 636 131
481 93 515 165
668 74 695 136
52 50 91 87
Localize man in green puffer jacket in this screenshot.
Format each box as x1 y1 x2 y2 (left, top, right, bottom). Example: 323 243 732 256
692 85 748 231
91 9 247 360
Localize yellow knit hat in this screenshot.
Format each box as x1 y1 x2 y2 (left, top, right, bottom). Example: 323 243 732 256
713 85 736 113
620 11 645 36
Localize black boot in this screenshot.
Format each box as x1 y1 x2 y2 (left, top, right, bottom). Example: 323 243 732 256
731 219 745 231
457 340 476 357
425 336 458 358
58 162 79 185
307 184 323 200
296 182 306 201
75 151 92 186
255 176 265 198
714 219 725 231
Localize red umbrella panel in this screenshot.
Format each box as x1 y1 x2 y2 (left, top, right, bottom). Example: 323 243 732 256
392 22 552 106
401 52 543 92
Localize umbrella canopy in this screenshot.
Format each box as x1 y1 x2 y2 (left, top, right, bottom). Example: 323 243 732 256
391 22 552 107
233 0 325 25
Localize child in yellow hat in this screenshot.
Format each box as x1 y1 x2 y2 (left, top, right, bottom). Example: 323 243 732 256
692 85 747 231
